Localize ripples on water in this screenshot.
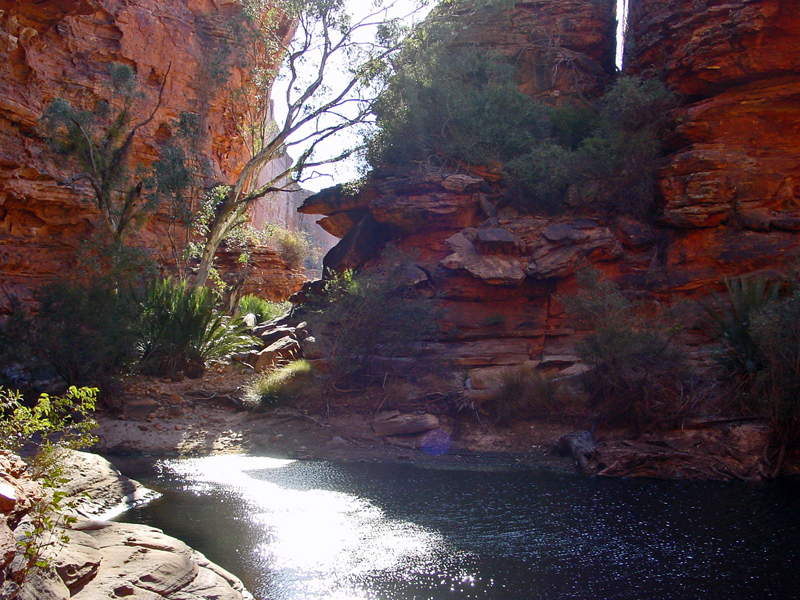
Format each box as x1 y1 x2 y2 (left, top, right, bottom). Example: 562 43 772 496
114 456 800 600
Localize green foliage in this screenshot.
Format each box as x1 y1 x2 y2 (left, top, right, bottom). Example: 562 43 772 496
307 255 441 384
562 269 689 428
493 363 556 424
137 278 259 378
703 274 800 449
573 77 677 216
367 39 552 171
0 386 98 585
267 227 311 270
749 291 800 447
0 386 98 457
40 63 168 239
33 279 144 385
242 360 314 408
238 295 290 325
703 275 781 376
366 0 677 216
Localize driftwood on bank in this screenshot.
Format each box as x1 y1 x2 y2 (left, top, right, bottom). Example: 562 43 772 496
583 421 774 481
557 430 596 473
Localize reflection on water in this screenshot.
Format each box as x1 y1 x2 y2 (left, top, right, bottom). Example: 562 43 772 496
115 456 800 600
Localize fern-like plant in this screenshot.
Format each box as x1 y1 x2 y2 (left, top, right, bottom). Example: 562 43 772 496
703 275 781 375
137 278 259 377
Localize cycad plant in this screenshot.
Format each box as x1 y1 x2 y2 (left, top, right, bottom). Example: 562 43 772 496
138 278 258 377
704 275 781 376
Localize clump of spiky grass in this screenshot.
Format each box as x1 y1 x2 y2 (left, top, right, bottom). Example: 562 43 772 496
243 360 314 408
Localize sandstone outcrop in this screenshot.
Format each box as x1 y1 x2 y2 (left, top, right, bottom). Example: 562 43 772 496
0 450 253 599
626 0 800 233
297 0 800 397
0 0 296 312
459 0 617 103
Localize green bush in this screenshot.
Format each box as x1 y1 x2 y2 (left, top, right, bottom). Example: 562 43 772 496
137 278 259 378
562 269 690 428
750 291 800 448
574 77 677 216
242 360 314 408
269 227 311 270
237 295 290 325
366 0 677 217
703 275 800 451
0 386 98 587
32 279 143 385
306 255 441 385
702 275 780 377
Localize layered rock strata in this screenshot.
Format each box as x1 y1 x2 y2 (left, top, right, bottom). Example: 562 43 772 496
299 0 800 390
626 0 800 232
0 0 296 312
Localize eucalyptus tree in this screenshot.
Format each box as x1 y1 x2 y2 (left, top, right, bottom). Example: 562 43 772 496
191 0 432 286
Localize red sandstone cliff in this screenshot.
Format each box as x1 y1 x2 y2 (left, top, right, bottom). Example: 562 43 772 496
298 0 800 388
0 0 301 311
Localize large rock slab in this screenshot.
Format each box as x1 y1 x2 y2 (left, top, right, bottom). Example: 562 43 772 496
57 450 156 519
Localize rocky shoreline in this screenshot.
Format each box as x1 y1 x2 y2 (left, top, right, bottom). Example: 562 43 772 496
90 371 789 482
0 450 254 600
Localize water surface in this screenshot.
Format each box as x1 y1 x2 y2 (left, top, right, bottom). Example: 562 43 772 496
113 455 800 600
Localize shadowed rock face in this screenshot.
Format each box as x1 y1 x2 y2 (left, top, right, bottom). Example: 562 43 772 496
0 0 295 312
299 0 800 378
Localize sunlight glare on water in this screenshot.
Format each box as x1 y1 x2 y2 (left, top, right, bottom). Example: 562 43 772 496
157 455 477 600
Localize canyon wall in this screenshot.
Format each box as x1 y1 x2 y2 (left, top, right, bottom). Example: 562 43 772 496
0 0 301 312
299 0 800 386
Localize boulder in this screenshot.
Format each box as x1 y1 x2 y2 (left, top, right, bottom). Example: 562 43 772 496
250 337 300 371
122 398 160 421
52 530 102 591
371 413 440 437
0 482 16 514
442 232 526 286
56 450 157 519
0 516 14 570
253 324 297 346
474 227 520 255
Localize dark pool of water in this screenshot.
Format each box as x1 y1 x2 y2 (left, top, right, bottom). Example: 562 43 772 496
111 455 800 600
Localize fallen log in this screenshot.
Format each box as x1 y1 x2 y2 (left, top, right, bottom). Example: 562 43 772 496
557 430 596 473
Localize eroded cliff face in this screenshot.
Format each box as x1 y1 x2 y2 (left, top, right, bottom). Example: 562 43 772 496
626 0 800 261
0 0 300 311
299 0 800 387
457 0 616 102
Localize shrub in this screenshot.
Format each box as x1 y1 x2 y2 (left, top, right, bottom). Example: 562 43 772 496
702 275 780 377
306 255 442 385
704 275 800 452
493 363 557 424
268 227 311 270
0 386 97 588
237 295 290 325
750 291 800 449
242 360 314 408
32 279 143 385
562 269 690 428
137 278 259 378
367 1 677 218
574 77 677 216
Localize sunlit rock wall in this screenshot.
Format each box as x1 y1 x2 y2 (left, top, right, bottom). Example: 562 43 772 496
625 0 800 288
0 0 295 311
300 0 800 384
